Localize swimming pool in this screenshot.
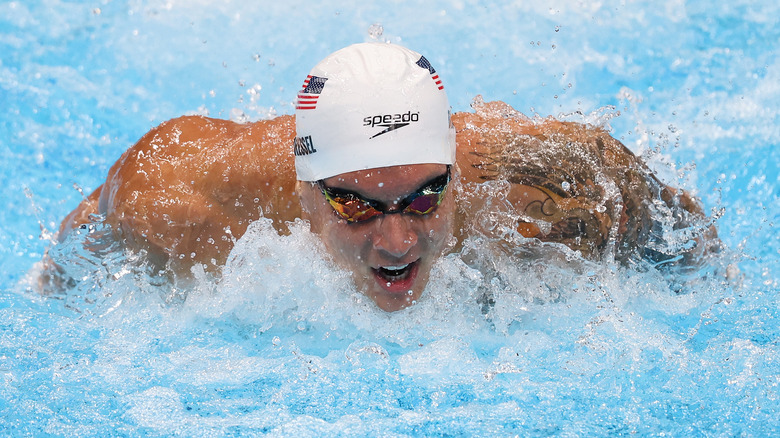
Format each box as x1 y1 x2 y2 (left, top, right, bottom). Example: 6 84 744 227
1 0 778 436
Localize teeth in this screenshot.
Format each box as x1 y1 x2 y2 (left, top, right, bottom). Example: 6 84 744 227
382 264 409 271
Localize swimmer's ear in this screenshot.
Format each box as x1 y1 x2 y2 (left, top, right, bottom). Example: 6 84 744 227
296 181 309 211
451 163 462 182
297 181 320 226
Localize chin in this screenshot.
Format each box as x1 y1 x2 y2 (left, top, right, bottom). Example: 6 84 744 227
371 290 423 312
361 269 429 312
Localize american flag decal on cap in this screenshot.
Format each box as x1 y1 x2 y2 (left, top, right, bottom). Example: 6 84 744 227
415 56 443 90
296 75 328 110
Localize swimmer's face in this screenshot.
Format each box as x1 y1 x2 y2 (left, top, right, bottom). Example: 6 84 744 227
300 164 454 312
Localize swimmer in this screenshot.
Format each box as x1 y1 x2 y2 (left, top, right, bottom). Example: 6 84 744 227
45 43 718 311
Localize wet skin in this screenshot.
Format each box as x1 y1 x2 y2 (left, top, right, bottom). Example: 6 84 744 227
51 100 714 310
510 184 608 255
299 164 454 312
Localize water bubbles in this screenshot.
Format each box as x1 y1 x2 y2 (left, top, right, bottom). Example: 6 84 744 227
368 23 384 40
230 108 248 123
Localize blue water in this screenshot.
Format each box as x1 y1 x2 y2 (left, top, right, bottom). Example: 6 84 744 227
1 1 778 436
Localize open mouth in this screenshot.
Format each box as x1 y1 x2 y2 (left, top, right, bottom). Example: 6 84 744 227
372 260 419 294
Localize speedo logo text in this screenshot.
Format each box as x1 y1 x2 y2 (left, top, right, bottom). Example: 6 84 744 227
363 111 420 139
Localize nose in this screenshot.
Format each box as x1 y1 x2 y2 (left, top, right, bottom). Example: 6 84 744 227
372 213 418 257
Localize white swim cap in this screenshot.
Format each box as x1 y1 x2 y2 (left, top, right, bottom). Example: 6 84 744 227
294 43 456 181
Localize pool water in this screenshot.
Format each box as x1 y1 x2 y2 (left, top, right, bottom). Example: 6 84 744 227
1 1 778 436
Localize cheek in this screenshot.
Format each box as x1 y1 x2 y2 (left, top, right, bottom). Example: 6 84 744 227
423 216 448 242
419 204 455 250
322 222 371 262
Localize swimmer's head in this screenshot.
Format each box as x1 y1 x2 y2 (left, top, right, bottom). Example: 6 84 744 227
293 43 456 182
295 44 456 312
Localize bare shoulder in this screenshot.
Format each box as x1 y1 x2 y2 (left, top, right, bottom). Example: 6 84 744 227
89 114 298 271
453 98 717 265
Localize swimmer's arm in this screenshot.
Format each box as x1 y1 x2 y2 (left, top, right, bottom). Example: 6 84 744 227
660 184 721 259
57 184 103 241
100 115 299 272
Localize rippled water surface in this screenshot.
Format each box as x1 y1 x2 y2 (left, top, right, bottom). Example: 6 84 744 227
1 1 778 436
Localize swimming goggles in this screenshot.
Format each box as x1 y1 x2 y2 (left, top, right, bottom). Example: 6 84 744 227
317 166 451 223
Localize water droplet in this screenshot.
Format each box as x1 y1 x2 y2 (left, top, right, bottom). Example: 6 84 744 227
368 23 384 40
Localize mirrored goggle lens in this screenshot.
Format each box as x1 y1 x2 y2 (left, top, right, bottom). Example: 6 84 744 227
403 192 444 215
328 197 383 223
